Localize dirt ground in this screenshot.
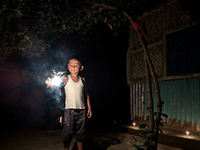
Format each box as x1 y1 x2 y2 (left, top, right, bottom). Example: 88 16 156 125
0 125 182 150
0 127 131 150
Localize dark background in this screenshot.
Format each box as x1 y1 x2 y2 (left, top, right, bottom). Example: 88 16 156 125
167 23 200 76
0 22 130 131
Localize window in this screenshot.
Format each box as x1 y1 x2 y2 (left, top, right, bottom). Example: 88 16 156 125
167 24 200 76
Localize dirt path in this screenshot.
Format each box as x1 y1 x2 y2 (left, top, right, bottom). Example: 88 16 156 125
0 128 132 150
0 128 182 150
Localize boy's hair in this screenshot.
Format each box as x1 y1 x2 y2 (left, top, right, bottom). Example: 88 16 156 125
68 57 82 66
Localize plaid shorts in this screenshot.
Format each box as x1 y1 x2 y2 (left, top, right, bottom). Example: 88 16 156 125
62 109 86 143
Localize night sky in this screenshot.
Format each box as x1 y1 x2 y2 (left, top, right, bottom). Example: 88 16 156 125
0 22 130 131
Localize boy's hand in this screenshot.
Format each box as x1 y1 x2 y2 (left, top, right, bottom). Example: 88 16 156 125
45 77 55 88
87 109 92 118
45 77 51 85
61 75 68 81
61 75 68 86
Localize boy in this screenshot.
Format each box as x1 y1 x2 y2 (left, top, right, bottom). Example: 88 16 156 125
45 58 92 150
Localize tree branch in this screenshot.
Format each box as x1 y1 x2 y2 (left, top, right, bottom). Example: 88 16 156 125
125 2 136 8
92 3 116 11
122 12 133 24
66 9 85 21
18 0 25 10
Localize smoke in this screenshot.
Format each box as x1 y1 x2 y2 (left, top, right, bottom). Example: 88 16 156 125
25 47 75 127
6 46 78 128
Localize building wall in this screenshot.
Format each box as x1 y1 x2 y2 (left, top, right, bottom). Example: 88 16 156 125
126 0 199 84
127 0 200 130
143 77 200 131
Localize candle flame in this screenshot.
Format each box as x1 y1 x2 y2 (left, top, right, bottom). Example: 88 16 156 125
186 131 189 136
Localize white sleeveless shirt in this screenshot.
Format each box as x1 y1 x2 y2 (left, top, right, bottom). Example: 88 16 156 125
64 75 85 109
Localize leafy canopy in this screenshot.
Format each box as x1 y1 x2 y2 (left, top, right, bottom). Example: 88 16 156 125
0 0 137 61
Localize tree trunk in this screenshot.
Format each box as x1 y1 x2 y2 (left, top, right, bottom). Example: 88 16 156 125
123 11 162 150
144 52 155 148
137 31 162 150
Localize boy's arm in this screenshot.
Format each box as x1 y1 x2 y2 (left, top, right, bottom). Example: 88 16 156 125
82 77 92 118
61 75 68 86
86 94 92 118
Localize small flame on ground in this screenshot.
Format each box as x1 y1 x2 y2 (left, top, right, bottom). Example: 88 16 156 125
186 131 189 137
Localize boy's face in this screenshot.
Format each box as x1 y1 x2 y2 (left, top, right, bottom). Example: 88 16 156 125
68 59 83 74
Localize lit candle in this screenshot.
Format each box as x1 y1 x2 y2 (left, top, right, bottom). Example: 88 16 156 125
186 131 189 137
133 122 136 126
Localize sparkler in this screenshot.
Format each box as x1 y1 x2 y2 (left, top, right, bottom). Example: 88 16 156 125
46 69 66 86
51 75 62 86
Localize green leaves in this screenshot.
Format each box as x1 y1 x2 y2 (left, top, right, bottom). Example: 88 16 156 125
13 9 22 17
159 129 163 134
139 131 148 136
139 124 148 130
0 0 136 61
146 115 150 121
161 113 168 118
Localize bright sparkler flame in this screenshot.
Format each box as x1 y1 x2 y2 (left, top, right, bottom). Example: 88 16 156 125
51 75 62 86
46 70 66 87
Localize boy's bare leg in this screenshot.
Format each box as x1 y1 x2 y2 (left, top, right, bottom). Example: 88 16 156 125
64 143 70 150
77 142 83 150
